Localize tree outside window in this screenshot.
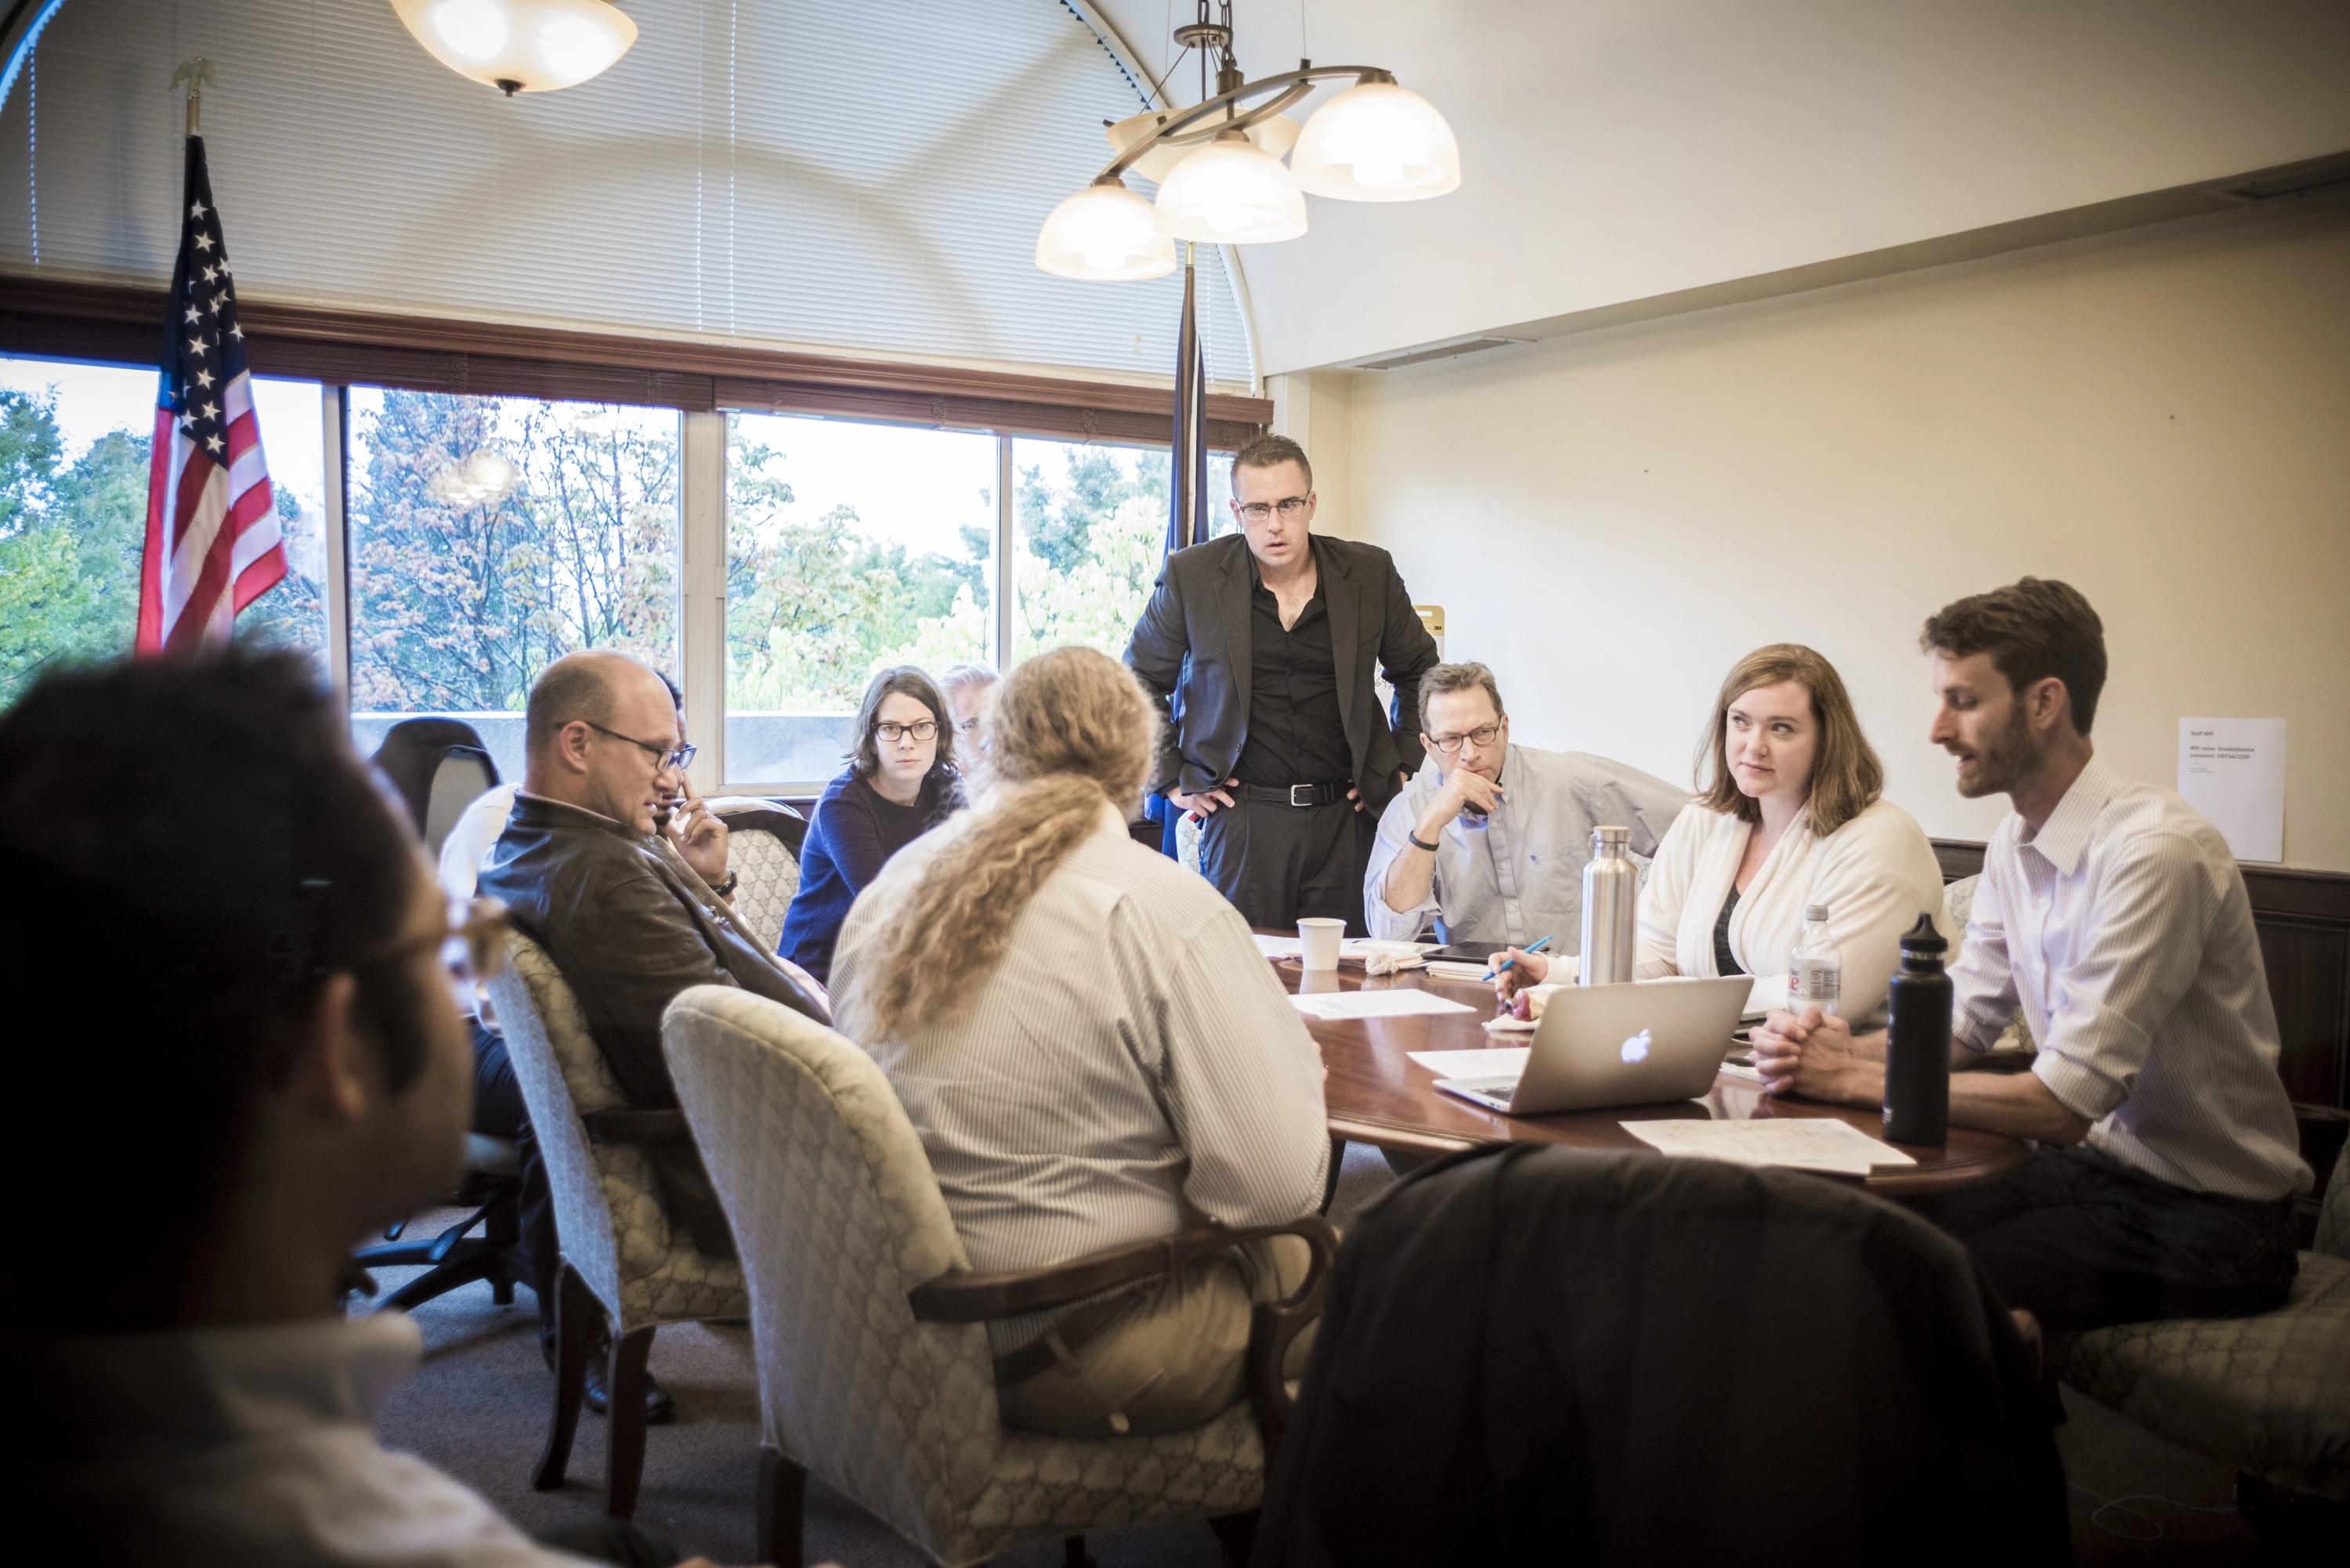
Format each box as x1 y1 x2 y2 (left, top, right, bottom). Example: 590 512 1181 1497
0 359 327 709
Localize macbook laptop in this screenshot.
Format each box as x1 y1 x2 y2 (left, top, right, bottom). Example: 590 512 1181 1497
1434 975 1752 1115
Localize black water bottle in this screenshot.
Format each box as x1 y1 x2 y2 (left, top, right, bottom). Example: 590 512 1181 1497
1883 912 1951 1146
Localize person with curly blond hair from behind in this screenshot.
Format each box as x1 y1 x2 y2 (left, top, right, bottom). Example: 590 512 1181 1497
830 646 1330 1436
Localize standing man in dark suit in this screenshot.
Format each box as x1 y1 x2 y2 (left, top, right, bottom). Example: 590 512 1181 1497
1127 434 1441 934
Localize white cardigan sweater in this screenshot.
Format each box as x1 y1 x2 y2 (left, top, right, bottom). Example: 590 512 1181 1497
1636 796 1948 1024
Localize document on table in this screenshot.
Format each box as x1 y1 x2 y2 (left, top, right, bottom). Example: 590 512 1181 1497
2179 717 2287 862
1255 934 1437 961
1291 990 1478 1021
1621 1117 1917 1176
1408 1047 1531 1078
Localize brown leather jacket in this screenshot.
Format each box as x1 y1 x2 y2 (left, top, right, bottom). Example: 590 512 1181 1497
480 793 826 1255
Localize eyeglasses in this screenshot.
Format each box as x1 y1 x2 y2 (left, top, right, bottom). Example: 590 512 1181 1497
1426 724 1503 756
1235 496 1311 523
584 720 696 774
876 720 939 743
350 896 512 988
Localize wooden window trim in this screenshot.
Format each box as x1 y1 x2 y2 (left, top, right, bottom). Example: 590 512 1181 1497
0 277 1273 447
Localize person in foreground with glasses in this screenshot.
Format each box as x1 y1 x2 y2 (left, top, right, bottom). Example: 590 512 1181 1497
779 666 962 984
1126 433 1439 934
1365 662 1686 951
481 651 827 1274
0 651 732 1567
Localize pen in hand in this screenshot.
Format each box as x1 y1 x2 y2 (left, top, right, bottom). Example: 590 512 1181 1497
1491 934 1555 977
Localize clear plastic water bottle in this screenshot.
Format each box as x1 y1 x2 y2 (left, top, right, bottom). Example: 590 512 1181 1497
1787 903 1842 1017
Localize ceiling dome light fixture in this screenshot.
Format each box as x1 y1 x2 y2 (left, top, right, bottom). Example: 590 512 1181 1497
391 0 638 97
1039 1 1459 278
1289 76 1460 201
1036 178 1177 280
1152 129 1308 244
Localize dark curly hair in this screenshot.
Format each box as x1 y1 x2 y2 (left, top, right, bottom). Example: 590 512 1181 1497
1921 577 2108 735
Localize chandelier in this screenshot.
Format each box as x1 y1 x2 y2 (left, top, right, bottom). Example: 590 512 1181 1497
1036 2 1460 281
391 0 638 97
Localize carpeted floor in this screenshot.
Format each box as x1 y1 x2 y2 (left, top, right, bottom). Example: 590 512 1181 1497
365 1142 2269 1566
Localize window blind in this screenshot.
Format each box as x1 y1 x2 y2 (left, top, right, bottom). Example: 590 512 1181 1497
0 0 1256 388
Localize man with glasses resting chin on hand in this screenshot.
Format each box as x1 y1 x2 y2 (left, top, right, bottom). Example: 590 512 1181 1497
479 651 828 1421
1365 662 1686 954
1126 434 1440 935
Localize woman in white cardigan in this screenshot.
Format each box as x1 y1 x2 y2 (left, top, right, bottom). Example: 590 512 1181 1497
1495 645 1945 1025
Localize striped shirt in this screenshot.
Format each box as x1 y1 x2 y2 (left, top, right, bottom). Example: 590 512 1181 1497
1953 757 2308 1200
832 811 1331 1353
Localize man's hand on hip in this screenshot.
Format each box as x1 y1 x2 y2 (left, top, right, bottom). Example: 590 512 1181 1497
1171 777 1239 818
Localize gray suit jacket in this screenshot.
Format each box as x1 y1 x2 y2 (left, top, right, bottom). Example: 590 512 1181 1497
1125 533 1441 811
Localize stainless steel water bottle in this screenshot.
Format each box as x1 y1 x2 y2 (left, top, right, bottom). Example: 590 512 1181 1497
1883 912 1952 1146
1578 826 1639 986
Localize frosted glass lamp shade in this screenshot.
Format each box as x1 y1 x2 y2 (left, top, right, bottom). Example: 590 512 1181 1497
1290 81 1461 201
1107 110 1300 184
1036 182 1177 280
1152 134 1307 244
392 0 638 96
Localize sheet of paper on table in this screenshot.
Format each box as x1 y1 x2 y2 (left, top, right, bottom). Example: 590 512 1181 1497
1407 1047 1531 1077
1621 1117 1918 1176
1291 989 1479 1021
1253 934 1437 961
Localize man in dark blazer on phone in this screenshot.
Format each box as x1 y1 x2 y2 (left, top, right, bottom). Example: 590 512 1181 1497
1127 434 1441 934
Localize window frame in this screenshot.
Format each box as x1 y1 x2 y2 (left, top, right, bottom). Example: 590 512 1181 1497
1 289 1271 792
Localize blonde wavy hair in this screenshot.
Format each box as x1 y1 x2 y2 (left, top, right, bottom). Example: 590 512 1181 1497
846 645 1159 1041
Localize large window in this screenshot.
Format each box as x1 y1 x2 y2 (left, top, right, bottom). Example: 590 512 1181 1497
345 390 681 781
1012 437 1230 663
0 356 327 706
724 413 996 786
2 349 1254 787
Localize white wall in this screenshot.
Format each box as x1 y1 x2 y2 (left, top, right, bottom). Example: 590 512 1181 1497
1090 0 2350 372
1346 196 2350 869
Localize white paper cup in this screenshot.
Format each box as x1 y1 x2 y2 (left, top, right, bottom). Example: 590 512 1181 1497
1297 917 1345 971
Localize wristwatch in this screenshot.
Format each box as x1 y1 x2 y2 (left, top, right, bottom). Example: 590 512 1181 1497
711 870 739 898
1408 829 1441 853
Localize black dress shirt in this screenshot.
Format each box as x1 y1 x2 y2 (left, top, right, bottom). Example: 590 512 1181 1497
1235 543 1353 786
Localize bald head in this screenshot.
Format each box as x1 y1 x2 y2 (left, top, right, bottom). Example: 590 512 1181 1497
523 651 683 831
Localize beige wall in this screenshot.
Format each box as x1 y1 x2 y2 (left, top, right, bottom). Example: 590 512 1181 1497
1345 196 2350 870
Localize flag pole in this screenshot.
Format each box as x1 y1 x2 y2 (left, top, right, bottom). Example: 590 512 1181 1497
172 56 215 136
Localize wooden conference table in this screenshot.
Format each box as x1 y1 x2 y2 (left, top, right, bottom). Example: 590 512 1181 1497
1275 955 2026 1197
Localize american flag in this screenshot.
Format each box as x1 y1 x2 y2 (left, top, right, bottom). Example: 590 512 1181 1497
136 133 284 653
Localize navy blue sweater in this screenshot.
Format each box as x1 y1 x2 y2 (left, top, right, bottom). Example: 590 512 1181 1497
778 768 955 981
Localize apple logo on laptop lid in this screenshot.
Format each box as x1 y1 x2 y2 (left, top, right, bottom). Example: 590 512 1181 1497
1621 1028 1652 1064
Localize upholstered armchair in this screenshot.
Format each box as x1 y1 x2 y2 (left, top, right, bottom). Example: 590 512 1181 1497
483 932 749 1519
660 984 1334 1568
2053 1150 2350 1526
705 797 807 955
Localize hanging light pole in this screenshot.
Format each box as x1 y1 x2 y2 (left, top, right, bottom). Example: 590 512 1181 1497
1036 2 1461 281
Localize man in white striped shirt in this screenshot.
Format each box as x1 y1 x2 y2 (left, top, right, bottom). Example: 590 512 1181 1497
1755 578 2308 1328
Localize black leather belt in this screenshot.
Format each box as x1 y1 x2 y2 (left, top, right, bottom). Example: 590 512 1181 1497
1235 781 1351 807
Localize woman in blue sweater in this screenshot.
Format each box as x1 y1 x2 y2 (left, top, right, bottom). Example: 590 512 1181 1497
779 666 960 982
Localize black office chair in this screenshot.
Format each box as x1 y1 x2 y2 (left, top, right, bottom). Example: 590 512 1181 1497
353 718 528 1314
370 717 502 858
1256 1145 2069 1567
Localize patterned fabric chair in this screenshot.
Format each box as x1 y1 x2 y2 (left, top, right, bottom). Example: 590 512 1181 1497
2054 1151 2350 1502
483 931 747 1518
707 797 807 955
1942 875 2034 1054
661 985 1333 1568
